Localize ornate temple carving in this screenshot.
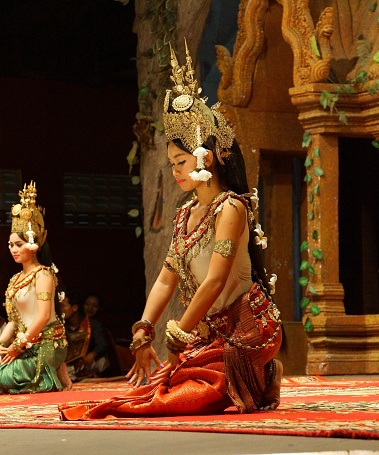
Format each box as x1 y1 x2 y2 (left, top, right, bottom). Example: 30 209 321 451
277 0 333 86
216 0 269 106
215 0 379 374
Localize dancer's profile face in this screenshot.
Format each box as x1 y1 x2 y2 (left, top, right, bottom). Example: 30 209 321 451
167 141 198 192
8 233 35 264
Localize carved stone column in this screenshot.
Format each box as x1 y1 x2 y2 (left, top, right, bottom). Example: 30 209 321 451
289 84 379 374
303 133 345 315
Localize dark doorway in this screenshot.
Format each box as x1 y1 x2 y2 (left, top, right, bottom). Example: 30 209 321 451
339 137 379 315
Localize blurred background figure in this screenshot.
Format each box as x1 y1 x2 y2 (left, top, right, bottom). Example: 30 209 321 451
83 292 102 319
60 289 109 382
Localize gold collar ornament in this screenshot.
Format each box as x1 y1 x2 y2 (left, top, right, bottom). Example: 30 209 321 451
11 181 47 250
163 39 235 182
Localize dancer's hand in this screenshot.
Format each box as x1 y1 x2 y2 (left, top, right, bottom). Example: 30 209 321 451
0 344 20 365
126 344 162 388
150 351 181 386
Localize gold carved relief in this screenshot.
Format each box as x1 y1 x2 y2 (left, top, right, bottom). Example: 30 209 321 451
215 0 269 106
277 0 333 86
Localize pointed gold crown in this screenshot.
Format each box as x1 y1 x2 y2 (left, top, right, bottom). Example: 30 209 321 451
163 39 234 163
11 181 47 248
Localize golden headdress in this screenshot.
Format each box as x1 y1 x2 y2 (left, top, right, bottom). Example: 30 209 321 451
11 181 47 250
163 39 234 181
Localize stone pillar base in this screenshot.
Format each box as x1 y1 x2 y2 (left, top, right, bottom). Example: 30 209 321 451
306 314 379 375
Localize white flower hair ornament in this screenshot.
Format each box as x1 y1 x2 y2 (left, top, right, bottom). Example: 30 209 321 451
189 126 212 182
58 291 65 303
254 223 268 249
189 147 213 182
25 222 38 251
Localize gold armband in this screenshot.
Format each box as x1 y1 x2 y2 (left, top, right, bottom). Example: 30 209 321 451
37 291 52 301
213 239 237 258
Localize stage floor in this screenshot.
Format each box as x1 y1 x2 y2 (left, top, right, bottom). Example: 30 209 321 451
1 428 379 455
1 375 379 455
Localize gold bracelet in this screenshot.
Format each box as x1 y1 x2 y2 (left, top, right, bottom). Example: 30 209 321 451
0 340 8 348
131 319 155 341
129 335 152 355
12 337 26 353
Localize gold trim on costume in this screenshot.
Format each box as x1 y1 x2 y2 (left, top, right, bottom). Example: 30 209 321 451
37 291 52 301
213 239 237 258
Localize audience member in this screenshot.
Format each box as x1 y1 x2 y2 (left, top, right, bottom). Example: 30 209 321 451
60 289 108 381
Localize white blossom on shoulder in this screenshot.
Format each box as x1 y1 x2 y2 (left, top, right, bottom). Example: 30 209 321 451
254 223 268 249
269 274 278 295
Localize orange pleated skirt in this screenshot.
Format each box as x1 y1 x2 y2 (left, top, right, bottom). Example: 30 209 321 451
59 283 282 420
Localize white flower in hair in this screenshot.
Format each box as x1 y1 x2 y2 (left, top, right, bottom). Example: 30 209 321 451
269 274 277 295
254 223 268 249
189 146 212 182
189 169 213 181
58 291 65 303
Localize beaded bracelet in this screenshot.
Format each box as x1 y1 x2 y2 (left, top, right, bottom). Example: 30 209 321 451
166 320 195 344
131 319 155 341
129 335 152 355
165 332 186 355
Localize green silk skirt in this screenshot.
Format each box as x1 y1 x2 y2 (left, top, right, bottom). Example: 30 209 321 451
0 320 67 394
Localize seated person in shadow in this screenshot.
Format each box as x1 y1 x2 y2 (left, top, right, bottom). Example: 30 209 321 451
83 292 102 320
60 289 108 381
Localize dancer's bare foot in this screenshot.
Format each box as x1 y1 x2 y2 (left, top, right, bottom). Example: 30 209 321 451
259 359 283 411
57 363 73 391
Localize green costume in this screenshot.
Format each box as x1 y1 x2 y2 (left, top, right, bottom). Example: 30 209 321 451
0 266 67 394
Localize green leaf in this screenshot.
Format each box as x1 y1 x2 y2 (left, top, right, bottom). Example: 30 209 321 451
312 248 323 260
310 304 321 315
313 147 320 158
126 141 139 171
339 112 348 125
309 192 314 203
308 265 315 275
312 230 319 240
131 176 141 185
355 70 369 83
371 140 379 148
304 318 314 333
299 276 309 287
151 120 164 132
370 2 377 12
128 209 139 218
135 226 143 238
304 156 313 167
309 285 318 295
320 90 338 109
138 86 149 94
300 297 310 309
314 166 324 177
300 241 309 252
314 184 320 195
311 35 321 57
308 211 314 220
304 173 312 183
373 50 379 63
302 131 312 148
300 260 309 271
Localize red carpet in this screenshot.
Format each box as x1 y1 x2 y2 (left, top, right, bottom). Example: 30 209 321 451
0 376 378 439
